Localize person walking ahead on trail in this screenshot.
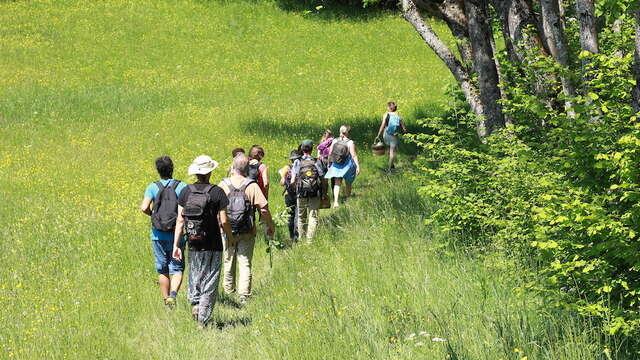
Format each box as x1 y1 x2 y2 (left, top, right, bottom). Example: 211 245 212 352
140 156 187 309
291 139 326 241
247 145 269 200
316 129 334 166
376 101 407 171
325 125 360 208
279 150 302 243
172 155 233 327
219 154 275 306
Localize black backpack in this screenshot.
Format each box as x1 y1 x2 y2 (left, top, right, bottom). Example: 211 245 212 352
297 158 321 198
183 184 214 244
247 162 261 182
329 139 350 165
224 178 255 235
151 180 181 232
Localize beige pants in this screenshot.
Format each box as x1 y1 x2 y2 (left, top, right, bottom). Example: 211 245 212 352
223 233 256 297
297 197 320 240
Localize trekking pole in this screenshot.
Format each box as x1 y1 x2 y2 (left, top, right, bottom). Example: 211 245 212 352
267 234 273 269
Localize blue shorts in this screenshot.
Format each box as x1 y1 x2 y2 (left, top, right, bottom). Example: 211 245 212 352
152 240 184 275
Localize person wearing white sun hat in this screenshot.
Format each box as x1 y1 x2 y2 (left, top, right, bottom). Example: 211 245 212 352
173 155 234 327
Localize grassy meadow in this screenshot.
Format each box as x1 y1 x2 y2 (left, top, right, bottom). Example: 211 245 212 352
1 0 607 358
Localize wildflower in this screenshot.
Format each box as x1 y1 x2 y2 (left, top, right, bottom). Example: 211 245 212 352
419 331 429 337
415 342 424 347
431 337 446 342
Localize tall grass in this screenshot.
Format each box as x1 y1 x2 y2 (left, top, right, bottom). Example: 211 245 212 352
0 0 606 358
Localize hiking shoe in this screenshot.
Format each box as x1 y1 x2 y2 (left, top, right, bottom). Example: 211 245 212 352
164 297 176 310
191 305 199 321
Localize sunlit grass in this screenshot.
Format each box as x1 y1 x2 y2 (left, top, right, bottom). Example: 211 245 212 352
0 0 604 358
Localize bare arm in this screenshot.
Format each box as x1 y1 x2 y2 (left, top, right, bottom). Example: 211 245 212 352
258 206 275 238
401 117 408 133
350 142 361 175
261 165 269 199
140 197 152 216
218 209 236 246
172 205 185 261
376 113 388 138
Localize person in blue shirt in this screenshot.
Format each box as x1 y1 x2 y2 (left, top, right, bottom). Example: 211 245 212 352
140 156 188 308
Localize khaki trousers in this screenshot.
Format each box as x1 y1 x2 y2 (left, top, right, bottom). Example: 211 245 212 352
223 233 256 297
297 197 320 240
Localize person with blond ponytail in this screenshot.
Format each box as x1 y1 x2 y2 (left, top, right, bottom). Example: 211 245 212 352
324 125 360 208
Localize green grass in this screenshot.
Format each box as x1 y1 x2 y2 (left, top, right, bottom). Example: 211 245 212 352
0 0 605 358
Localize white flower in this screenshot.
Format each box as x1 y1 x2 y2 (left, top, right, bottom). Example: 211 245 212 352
432 337 446 342
415 342 424 347
419 331 430 337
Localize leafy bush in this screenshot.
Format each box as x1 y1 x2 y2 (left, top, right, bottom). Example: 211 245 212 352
409 20 640 343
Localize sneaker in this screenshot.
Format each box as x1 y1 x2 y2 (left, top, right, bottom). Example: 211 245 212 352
164 297 176 310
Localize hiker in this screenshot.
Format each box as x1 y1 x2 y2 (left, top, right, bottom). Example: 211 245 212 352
376 101 407 170
172 155 233 327
140 156 188 308
247 145 269 200
279 150 302 242
219 153 275 305
316 129 334 166
317 129 335 206
325 125 360 207
227 148 245 176
290 140 326 241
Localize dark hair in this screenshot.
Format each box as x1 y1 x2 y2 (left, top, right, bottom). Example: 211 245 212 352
387 101 397 112
231 148 245 158
249 145 265 160
301 145 313 154
155 156 174 178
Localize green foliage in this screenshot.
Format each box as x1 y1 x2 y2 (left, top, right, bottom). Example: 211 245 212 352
409 15 640 352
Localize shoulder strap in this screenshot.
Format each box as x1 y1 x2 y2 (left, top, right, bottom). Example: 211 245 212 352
203 184 214 193
170 180 180 190
188 184 201 193
240 178 254 191
223 178 236 192
385 113 390 126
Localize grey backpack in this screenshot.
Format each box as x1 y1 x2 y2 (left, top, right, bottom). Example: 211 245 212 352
224 178 255 235
329 139 350 165
151 180 180 232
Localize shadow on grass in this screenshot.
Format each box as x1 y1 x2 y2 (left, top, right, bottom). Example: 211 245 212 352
215 316 252 330
204 0 396 22
239 115 419 157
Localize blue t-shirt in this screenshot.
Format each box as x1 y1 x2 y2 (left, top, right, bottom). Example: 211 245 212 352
144 179 188 241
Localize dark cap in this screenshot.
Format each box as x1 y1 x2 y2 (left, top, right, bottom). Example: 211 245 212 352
288 150 302 160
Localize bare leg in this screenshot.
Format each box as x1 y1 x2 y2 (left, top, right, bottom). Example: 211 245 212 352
388 145 397 170
170 273 183 293
333 178 342 207
159 274 170 298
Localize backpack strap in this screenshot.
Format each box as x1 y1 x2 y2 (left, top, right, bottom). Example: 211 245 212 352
170 180 180 191
239 178 255 192
223 178 237 192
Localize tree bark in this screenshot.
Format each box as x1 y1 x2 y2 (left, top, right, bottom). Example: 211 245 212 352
633 5 640 113
540 0 576 114
464 0 505 135
576 0 599 74
401 0 484 123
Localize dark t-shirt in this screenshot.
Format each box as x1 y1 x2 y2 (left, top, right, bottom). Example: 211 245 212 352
178 183 229 251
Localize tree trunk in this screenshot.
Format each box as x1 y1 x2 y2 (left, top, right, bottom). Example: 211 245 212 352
464 0 505 135
401 0 485 123
540 0 576 115
415 0 473 65
633 5 640 113
576 0 599 74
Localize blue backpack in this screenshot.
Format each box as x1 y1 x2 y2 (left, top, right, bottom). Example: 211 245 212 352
385 113 401 135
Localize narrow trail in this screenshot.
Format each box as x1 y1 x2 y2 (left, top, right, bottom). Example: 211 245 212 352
118 157 597 359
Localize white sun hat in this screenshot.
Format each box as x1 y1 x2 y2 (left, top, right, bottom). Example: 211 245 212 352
188 155 219 175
